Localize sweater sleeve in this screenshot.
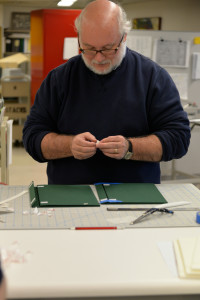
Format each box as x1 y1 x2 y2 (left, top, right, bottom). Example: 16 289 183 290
147 66 191 161
23 69 61 162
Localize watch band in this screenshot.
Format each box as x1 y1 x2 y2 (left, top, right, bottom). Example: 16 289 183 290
123 139 133 160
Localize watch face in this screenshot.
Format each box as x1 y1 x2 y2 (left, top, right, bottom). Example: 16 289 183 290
124 151 132 160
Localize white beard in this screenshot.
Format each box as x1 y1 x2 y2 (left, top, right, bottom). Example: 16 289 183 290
82 42 126 75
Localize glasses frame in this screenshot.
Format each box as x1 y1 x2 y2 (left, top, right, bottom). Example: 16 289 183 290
78 34 125 57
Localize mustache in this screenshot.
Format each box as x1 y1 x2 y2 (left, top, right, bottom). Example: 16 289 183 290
91 60 111 65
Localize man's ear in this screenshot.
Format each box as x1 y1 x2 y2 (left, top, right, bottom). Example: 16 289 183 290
123 33 127 42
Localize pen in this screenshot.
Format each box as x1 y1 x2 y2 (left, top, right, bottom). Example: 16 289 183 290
73 227 118 230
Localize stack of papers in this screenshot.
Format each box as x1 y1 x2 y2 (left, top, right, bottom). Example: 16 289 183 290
174 236 200 278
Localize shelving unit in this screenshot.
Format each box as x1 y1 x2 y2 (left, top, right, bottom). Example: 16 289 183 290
0 116 9 184
0 26 2 58
1 13 31 144
4 28 30 57
1 75 30 143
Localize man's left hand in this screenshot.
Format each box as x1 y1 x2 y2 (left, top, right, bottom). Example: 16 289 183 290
96 135 128 159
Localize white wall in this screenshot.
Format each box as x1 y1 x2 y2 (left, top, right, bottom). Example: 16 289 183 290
2 5 38 29
123 0 200 32
1 0 200 31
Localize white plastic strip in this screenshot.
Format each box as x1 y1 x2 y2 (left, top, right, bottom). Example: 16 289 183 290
0 190 28 205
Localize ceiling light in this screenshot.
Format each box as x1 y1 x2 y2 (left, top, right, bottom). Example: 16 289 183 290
57 0 77 6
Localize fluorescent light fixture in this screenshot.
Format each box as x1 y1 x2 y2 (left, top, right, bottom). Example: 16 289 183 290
57 0 77 6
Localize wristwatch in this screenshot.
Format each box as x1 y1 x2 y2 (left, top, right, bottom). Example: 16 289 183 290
123 139 133 160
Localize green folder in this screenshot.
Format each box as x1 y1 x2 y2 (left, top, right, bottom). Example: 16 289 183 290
29 182 167 208
95 183 167 204
29 182 100 207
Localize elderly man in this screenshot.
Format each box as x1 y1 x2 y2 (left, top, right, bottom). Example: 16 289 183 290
23 0 190 184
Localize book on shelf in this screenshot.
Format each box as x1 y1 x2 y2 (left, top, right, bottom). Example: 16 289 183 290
5 37 30 53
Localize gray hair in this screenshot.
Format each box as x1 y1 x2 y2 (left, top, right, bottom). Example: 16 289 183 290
74 0 131 35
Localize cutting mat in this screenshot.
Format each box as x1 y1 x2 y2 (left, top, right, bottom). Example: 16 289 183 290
0 184 200 229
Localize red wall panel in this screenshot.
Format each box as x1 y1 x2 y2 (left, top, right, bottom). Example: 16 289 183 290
31 9 81 105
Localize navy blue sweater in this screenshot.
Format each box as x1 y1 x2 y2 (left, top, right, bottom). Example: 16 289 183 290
23 48 190 184
0 262 3 285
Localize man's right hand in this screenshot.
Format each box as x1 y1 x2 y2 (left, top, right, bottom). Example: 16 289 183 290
71 132 97 160
41 132 97 160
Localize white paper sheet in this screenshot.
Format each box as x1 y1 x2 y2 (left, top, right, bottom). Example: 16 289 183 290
170 73 188 100
157 241 178 277
191 236 200 270
63 37 78 60
192 52 200 79
153 39 190 68
173 236 200 278
7 119 13 166
126 35 152 58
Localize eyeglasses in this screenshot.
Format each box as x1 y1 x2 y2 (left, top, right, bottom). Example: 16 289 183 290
79 34 124 57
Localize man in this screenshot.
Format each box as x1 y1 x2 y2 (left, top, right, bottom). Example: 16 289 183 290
23 0 190 184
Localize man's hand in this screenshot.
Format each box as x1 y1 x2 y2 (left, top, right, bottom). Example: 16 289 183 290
96 135 128 160
71 132 97 160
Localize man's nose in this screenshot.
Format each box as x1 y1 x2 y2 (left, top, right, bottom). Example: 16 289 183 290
94 51 106 62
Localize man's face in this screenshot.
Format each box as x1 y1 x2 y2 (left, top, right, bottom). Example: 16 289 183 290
79 32 126 75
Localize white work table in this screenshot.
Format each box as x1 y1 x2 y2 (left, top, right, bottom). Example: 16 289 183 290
0 183 200 299
1 227 200 300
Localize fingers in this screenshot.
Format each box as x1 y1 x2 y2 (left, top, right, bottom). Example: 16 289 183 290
71 133 129 160
71 132 97 160
96 135 128 160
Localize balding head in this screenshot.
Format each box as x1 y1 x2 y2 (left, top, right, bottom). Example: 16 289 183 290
75 0 131 36
82 0 119 31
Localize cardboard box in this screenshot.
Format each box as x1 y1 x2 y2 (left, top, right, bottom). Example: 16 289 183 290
4 102 29 119
0 53 29 68
13 124 24 141
1 81 30 97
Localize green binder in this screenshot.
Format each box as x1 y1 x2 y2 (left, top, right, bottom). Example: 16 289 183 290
29 182 100 207
95 183 167 204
